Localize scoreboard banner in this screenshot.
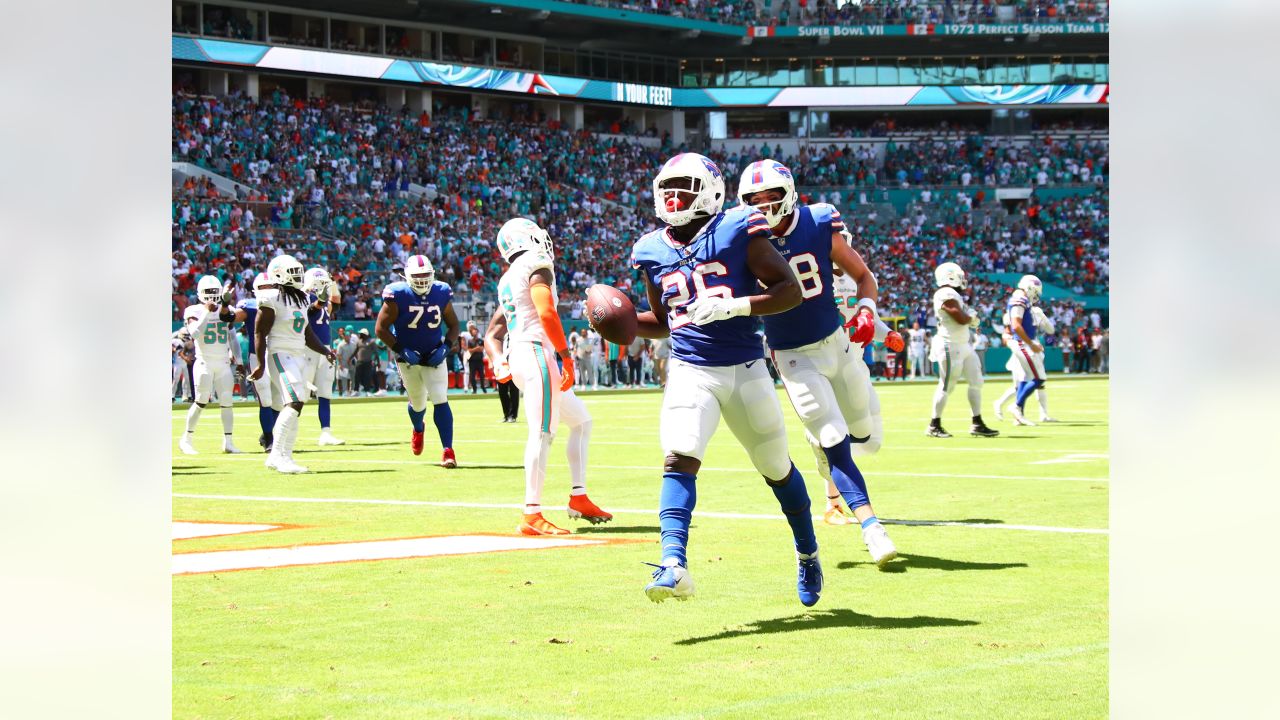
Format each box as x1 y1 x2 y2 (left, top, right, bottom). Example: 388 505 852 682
751 22 1108 38
174 36 1107 109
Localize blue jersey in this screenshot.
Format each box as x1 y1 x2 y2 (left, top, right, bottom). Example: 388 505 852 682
1009 291 1036 341
236 298 258 353
307 294 332 346
760 203 845 350
631 206 772 366
381 280 453 353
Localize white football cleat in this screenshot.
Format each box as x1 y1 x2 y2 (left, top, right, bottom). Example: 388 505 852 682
179 436 198 455
1010 407 1037 426
317 430 345 446
1039 416 1059 423
264 453 280 469
992 399 1004 421
274 458 310 474
222 439 243 454
862 522 898 568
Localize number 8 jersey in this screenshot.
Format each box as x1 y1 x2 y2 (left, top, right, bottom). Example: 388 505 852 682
258 292 309 352
631 206 770 366
381 280 453 353
759 203 844 351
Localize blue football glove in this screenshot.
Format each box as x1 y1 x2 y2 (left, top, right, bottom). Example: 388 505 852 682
426 344 448 367
399 348 422 365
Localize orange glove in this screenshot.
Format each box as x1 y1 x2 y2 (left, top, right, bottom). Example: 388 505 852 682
885 330 905 353
559 353 575 392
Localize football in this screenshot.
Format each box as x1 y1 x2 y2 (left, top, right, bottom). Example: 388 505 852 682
585 284 637 346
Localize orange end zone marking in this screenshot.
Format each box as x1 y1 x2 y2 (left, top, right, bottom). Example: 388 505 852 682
172 520 304 540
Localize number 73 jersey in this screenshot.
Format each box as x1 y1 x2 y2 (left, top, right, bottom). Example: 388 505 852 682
631 206 770 367
382 280 453 353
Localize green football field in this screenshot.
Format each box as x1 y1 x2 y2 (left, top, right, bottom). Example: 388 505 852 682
172 376 1108 719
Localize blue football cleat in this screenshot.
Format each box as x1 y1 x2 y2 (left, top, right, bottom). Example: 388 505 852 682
644 561 695 603
797 551 823 607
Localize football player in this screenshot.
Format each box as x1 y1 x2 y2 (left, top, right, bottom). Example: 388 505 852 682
246 255 338 474
178 275 243 455
993 302 1058 424
495 219 612 534
907 321 930 379
232 272 279 451
375 255 460 467
1002 275 1054 425
484 282 611 534
738 160 898 566
302 267 344 446
628 153 821 606
926 262 1000 438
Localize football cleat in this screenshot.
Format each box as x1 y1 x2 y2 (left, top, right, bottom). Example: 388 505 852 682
970 420 1001 437
862 522 898 568
823 503 854 526
1010 407 1036 426
992 399 1005 421
222 439 243 454
567 494 613 524
796 551 823 607
1040 416 1060 423
317 430 345 446
925 425 952 439
264 453 280 470
441 447 457 469
518 513 569 536
274 458 310 474
644 560 695 603
179 436 198 455
411 430 424 456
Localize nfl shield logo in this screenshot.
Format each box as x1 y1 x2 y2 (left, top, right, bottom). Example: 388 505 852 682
789 360 796 368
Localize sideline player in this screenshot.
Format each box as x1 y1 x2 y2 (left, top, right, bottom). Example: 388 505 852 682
926 262 1000 438
233 272 279 451
737 160 897 565
375 255 460 467
629 153 821 606
302 267 344 446
907 321 929 379
484 297 611 532
247 255 338 474
1001 275 1054 425
178 275 243 455
495 218 612 534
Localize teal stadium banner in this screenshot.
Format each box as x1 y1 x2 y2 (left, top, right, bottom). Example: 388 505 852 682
749 22 1108 38
173 36 1108 109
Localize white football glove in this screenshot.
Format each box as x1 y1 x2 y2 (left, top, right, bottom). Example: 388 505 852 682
967 312 982 329
493 361 512 383
685 296 751 326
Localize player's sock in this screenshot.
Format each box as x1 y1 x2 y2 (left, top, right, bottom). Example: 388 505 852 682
273 406 300 458
407 405 426 433
822 437 869 511
523 431 554 512
967 386 983 416
185 404 202 434
932 387 949 418
1036 388 1050 417
658 471 696 566
566 419 591 496
220 406 233 435
767 464 818 556
1015 380 1037 410
432 403 454 448
318 398 331 430
859 515 880 530
258 406 274 436
995 385 1016 411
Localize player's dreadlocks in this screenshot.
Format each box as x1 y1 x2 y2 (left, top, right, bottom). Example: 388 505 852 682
275 283 310 308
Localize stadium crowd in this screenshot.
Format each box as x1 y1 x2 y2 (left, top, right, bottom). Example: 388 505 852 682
172 90 1107 330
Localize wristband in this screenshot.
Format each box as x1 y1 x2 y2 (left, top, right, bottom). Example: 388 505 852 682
856 297 877 318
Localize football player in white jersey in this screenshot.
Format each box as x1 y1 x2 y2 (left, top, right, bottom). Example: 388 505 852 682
495 218 612 535
907 321 930 379
178 275 243 455
246 255 338 474
302 267 344 446
230 272 280 451
926 262 1000 438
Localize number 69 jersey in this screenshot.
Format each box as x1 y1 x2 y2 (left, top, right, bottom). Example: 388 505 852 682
759 203 845 351
381 280 453 354
632 207 771 367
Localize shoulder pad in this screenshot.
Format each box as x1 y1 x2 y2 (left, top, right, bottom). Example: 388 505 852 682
381 284 399 300
523 252 554 274
741 210 772 239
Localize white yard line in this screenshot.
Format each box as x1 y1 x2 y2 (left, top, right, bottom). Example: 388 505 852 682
173 493 1109 535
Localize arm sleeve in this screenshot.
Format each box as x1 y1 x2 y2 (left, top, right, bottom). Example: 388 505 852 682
530 283 568 354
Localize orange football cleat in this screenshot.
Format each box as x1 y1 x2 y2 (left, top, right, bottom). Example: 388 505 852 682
411 430 424 456
567 494 613 524
441 447 457 468
519 512 570 536
823 504 854 526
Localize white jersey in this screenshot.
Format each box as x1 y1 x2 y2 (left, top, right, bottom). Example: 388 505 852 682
498 250 556 345
832 271 858 327
907 328 927 350
183 304 234 365
259 293 309 353
932 287 970 345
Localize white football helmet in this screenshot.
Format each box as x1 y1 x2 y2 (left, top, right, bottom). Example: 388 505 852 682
653 153 725 227
404 255 435 295
267 254 305 289
1018 274 1043 303
251 271 274 300
496 218 551 263
303 267 332 297
737 159 797 227
196 275 223 305
935 262 967 289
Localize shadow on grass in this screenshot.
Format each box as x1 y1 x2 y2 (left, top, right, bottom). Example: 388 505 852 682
454 464 526 470
890 518 1005 525
171 469 217 476
309 468 396 475
574 525 660 535
342 441 408 447
676 609 978 645
837 553 1027 574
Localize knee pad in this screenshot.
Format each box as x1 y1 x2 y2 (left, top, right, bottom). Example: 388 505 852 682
748 439 792 482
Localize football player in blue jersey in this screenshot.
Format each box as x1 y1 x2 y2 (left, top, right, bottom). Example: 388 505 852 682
302 267 345 447
232 272 279 452
1004 274 1050 425
627 153 822 606
375 255 461 468
737 159 898 567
